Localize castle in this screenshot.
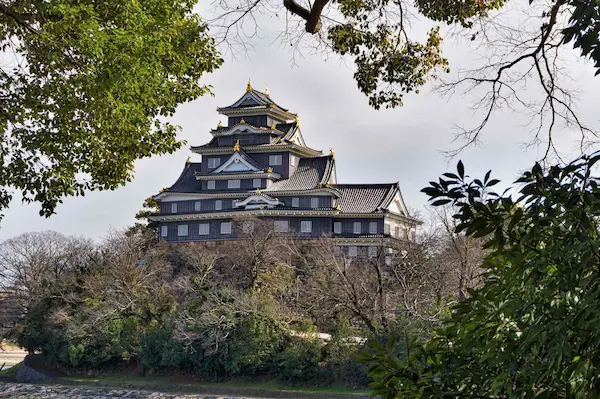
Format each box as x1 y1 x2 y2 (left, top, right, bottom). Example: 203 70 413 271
150 82 418 257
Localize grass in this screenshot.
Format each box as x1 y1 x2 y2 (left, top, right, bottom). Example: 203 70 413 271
60 374 371 398
0 362 19 377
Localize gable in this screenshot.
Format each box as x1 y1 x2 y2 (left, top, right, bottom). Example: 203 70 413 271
386 191 408 216
213 152 261 173
232 92 263 108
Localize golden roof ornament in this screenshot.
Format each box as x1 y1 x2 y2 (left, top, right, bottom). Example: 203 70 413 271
265 87 270 95
336 204 341 211
294 115 300 126
233 140 240 152
255 189 261 195
329 148 335 157
267 167 273 173
160 187 169 193
185 156 191 163
240 118 246 124
217 120 222 127
246 79 252 92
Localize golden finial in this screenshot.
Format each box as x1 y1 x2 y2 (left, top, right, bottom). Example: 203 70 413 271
317 183 322 188
240 118 246 124
294 115 300 126
267 167 273 173
325 183 330 188
336 204 341 211
185 156 191 163
255 189 261 195
246 79 252 92
160 187 169 193
329 148 334 157
233 140 240 152
291 139 296 145
218 120 222 127
271 123 277 130
265 87 270 95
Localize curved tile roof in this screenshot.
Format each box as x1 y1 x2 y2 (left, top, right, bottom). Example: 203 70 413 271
167 162 203 193
265 156 335 191
332 183 399 213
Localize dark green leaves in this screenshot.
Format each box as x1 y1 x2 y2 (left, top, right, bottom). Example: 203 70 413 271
367 151 600 398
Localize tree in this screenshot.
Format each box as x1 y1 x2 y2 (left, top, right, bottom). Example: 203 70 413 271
291 238 459 335
362 153 600 398
0 231 94 351
211 0 600 153
0 0 222 221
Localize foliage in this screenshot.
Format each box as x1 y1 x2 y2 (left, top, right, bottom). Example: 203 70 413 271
0 0 222 221
0 215 480 386
362 152 600 398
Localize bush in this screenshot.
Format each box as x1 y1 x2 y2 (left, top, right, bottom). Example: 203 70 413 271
274 337 322 383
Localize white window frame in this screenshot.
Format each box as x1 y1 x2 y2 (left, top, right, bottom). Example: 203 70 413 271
348 246 358 258
215 200 222 211
369 221 378 234
194 201 201 212
253 178 262 188
291 197 300 208
368 246 378 258
333 221 342 234
274 220 289 233
353 222 362 235
177 224 188 237
300 220 312 233
220 221 232 235
207 180 216 190
160 225 168 237
208 158 220 169
199 223 210 236
269 154 282 166
228 179 241 189
170 203 177 213
310 197 319 209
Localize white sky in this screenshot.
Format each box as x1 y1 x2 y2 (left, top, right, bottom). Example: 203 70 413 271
1 3 599 242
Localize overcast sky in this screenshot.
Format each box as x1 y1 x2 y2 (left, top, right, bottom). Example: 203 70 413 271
1 4 599 242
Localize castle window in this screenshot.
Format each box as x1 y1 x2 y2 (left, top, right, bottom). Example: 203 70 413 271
290 156 296 166
228 179 241 189
369 221 378 234
348 246 358 258
274 220 289 233
384 223 390 235
177 224 188 237
311 197 319 208
269 154 282 166
207 180 215 190
194 201 201 212
334 222 342 234
368 246 378 258
220 221 232 235
199 223 210 235
292 198 300 208
301 220 312 233
385 255 392 266
215 200 222 211
208 158 220 169
353 222 362 234
171 203 177 213
253 179 261 188
161 225 168 237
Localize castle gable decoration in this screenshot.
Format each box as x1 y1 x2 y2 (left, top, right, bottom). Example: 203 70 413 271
150 82 419 251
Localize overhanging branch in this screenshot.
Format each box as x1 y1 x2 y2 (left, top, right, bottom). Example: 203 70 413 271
283 0 329 33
